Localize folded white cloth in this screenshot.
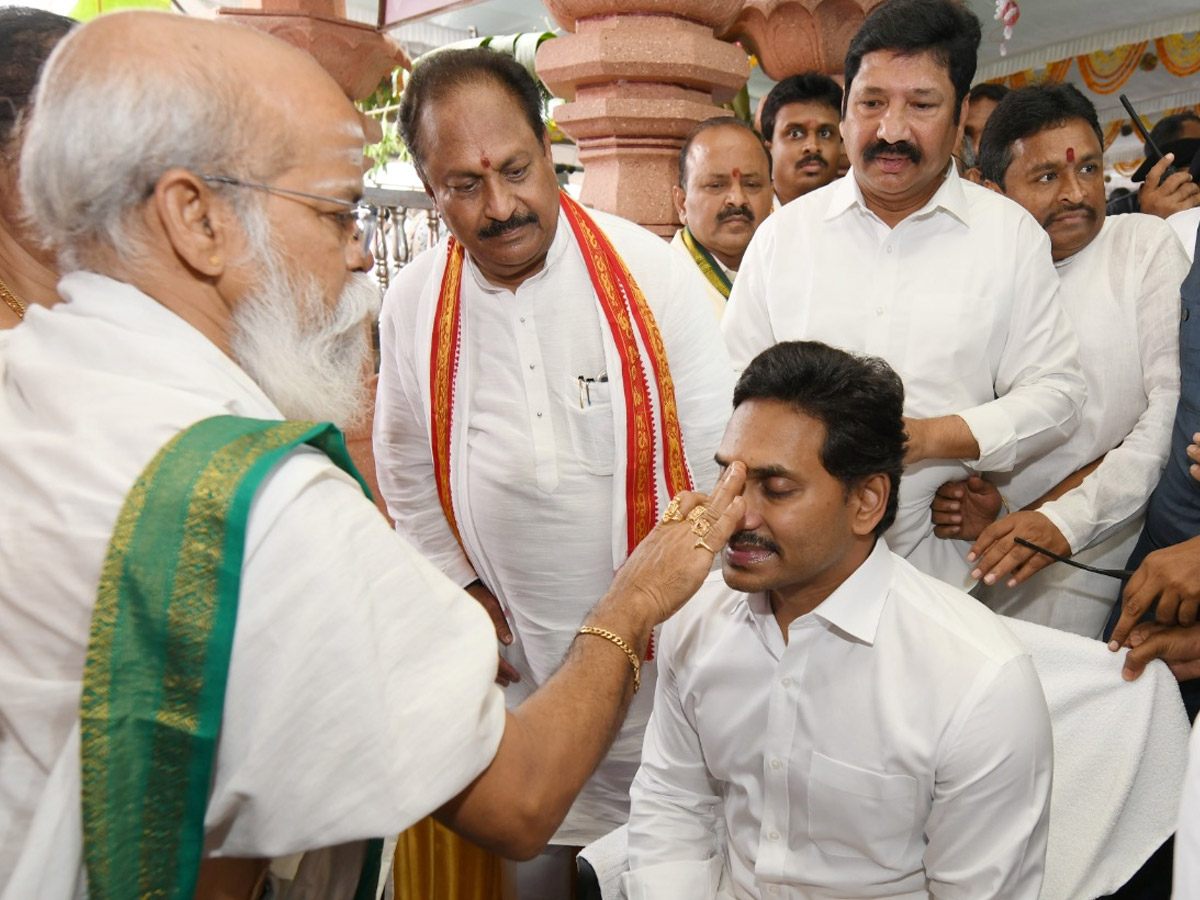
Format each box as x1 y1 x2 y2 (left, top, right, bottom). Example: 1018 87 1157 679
1000 618 1190 900
579 823 629 900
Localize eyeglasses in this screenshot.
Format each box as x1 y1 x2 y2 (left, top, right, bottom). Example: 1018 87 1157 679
199 174 379 253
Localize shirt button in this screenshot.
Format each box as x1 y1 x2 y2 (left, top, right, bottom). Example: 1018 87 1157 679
886 245 893 254
780 677 792 688
770 758 782 770
769 830 780 841
536 412 543 418
519 317 526 323
876 306 884 315
529 363 535 370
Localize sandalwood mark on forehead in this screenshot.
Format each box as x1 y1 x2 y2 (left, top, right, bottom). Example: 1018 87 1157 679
1066 147 1075 163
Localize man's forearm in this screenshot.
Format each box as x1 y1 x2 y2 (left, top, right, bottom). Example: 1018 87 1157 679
905 414 980 465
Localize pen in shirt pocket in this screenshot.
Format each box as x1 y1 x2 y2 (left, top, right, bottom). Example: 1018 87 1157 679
577 371 608 408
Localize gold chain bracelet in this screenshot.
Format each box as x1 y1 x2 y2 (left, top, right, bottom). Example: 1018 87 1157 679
577 625 641 694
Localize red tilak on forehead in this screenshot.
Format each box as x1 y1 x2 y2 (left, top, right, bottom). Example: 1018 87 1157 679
1066 147 1075 163
481 156 491 169
732 167 742 178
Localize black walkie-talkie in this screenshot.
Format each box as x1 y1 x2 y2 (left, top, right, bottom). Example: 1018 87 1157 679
1120 93 1180 185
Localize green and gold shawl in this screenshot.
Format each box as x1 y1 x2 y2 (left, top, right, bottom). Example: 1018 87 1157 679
679 226 733 300
80 415 382 900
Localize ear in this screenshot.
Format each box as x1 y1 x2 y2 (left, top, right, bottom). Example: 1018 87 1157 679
542 128 553 161
671 185 688 224
850 472 890 537
150 169 227 278
981 177 1005 195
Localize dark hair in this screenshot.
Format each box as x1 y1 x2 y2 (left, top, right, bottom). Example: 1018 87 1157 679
843 0 981 124
1147 112 1200 157
733 341 906 536
678 116 771 187
0 7 75 148
398 48 545 174
968 81 1009 106
977 83 1102 189
760 72 843 143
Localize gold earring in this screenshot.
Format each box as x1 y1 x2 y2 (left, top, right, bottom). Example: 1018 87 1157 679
209 256 220 266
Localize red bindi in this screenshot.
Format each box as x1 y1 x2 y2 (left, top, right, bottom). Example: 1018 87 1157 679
1066 147 1075 163
481 156 491 169
732 167 742 179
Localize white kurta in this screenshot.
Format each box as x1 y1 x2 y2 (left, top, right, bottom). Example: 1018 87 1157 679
626 540 1053 900
1178 720 1200 900
724 164 1086 590
374 207 734 844
0 273 506 899
669 228 733 322
978 214 1186 637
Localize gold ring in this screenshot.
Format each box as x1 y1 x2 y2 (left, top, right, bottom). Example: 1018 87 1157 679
660 495 685 524
690 517 712 538
687 506 709 523
694 536 717 553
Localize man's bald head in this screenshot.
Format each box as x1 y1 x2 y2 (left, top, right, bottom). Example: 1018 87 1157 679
20 11 354 271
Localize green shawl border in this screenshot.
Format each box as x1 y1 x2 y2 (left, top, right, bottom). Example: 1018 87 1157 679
680 226 733 300
80 415 381 900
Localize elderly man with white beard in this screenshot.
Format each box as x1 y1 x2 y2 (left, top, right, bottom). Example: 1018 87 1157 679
0 12 748 900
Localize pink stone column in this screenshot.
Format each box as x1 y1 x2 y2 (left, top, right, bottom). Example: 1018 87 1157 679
536 0 749 236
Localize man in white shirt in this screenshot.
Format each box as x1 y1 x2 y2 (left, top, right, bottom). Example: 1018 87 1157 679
0 14 747 900
723 0 1086 591
670 117 773 319
373 48 733 896
626 340 1053 900
930 84 1187 638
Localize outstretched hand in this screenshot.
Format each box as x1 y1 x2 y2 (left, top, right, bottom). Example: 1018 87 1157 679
1108 535 1200 649
931 475 1003 540
967 510 1069 587
610 462 747 628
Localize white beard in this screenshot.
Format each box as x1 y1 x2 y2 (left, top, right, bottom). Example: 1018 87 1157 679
230 242 381 430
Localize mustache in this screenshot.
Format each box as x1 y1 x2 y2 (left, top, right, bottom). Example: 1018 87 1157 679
1044 203 1097 227
717 204 755 224
795 153 829 169
862 140 922 164
728 530 781 555
478 211 539 240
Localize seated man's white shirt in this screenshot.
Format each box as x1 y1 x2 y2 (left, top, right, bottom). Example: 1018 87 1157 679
375 207 733 844
669 228 733 322
723 166 1085 589
626 540 1053 900
0 273 505 899
1168 206 1200 262
980 214 1186 637
1177 720 1200 900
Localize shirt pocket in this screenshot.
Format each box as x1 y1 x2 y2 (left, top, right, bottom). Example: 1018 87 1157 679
807 751 918 869
564 377 615 476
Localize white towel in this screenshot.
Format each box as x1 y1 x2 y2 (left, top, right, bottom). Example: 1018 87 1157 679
579 823 629 900
1001 617 1191 900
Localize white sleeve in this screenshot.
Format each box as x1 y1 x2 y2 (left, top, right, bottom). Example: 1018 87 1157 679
923 654 1053 900
1040 225 1187 552
957 219 1086 472
625 618 724 900
204 450 506 857
656 252 737 494
722 217 779 374
373 267 477 586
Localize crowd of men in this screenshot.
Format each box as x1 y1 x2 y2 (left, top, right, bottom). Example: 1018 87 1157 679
2 0 1200 899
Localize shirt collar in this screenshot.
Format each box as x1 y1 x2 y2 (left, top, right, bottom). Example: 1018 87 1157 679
810 538 893 645
738 538 894 649
825 161 971 228
464 207 568 295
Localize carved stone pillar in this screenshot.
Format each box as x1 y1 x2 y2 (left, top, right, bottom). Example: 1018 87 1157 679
721 0 888 81
536 0 749 236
